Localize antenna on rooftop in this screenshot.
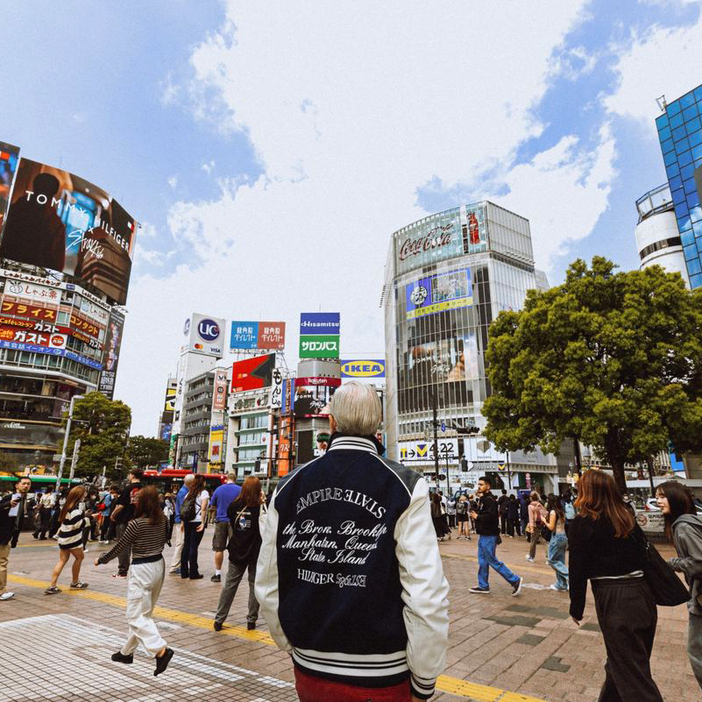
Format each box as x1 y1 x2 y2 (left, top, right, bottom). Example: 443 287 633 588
656 95 667 112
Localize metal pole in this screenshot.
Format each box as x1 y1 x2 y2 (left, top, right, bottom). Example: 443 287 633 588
506 450 511 493
445 453 450 497
68 439 81 481
647 456 656 498
432 393 439 489
55 395 82 492
573 437 582 477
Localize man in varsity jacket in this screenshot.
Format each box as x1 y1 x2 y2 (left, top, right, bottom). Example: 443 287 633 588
256 381 449 701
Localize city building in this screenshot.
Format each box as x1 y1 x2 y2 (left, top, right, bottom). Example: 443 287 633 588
382 201 557 492
654 82 702 288
634 184 690 285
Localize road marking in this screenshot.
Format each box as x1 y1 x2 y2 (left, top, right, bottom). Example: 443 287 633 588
8 573 548 702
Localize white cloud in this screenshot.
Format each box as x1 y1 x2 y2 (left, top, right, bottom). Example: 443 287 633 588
167 175 178 190
201 160 215 174
118 0 599 434
605 13 702 125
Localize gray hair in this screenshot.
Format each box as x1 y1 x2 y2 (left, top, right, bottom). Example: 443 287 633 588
184 474 196 486
329 381 381 436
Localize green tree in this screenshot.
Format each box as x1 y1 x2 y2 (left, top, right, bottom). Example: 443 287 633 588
483 257 702 491
65 392 131 481
128 435 169 469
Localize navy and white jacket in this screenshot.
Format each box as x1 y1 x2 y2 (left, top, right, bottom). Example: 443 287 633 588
255 434 449 699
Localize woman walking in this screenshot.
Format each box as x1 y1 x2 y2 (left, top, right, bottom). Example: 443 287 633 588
569 470 663 702
526 492 546 562
95 486 174 676
456 495 471 540
430 492 450 541
180 474 209 579
545 494 568 591
656 480 702 690
45 486 89 594
213 476 265 631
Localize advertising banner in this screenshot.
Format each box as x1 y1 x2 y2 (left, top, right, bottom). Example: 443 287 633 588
0 338 101 369
270 368 283 409
404 334 478 385
405 267 472 320
399 439 458 461
98 308 125 399
299 334 340 358
281 378 295 414
231 353 276 393
184 313 225 358
230 320 286 350
296 376 342 387
1 298 58 322
341 359 385 378
293 383 336 418
300 312 340 336
164 387 176 412
160 423 172 442
0 325 67 349
212 368 228 411
0 156 137 305
208 426 225 465
0 142 20 233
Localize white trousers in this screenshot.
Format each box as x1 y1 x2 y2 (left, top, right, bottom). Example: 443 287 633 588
169 524 184 572
121 559 166 658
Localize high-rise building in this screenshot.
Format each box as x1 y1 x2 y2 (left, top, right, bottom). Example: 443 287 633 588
382 202 557 492
655 83 702 288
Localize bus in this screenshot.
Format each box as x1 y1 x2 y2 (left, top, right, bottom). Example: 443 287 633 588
0 474 81 494
141 469 227 495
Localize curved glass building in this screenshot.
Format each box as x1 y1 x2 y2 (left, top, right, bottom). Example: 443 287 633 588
382 202 556 490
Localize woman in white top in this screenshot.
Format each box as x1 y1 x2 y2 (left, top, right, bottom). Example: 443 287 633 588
180 474 209 579
45 486 89 594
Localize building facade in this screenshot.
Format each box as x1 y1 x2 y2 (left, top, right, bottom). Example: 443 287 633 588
0 264 118 470
655 82 702 288
634 184 690 285
382 202 557 491
179 370 215 471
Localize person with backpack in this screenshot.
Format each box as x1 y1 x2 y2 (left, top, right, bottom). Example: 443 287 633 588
497 489 509 535
526 492 547 562
180 474 209 579
213 476 265 631
430 491 450 541
656 481 702 690
456 494 471 540
545 494 568 592
563 491 577 536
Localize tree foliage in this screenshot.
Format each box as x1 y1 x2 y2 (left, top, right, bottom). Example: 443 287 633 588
128 435 169 469
483 257 702 491
65 392 131 481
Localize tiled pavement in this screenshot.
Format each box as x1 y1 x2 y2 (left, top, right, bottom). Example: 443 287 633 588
0 532 696 702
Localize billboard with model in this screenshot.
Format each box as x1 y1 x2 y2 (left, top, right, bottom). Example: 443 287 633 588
0 156 137 305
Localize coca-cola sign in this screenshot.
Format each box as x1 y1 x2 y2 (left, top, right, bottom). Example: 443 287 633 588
398 224 453 261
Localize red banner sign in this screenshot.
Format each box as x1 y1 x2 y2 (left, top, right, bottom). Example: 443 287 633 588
0 325 67 348
1 299 57 321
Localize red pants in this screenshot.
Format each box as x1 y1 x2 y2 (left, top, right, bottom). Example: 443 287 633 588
294 668 411 702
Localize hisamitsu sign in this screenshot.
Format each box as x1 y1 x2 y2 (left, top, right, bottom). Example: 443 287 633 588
300 312 340 336
341 359 385 378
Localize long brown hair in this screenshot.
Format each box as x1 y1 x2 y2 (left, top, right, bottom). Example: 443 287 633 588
59 486 86 524
187 474 205 497
657 481 696 542
575 470 634 538
135 486 165 525
237 476 262 509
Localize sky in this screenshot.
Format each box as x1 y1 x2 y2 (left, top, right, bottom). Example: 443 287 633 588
3 0 702 436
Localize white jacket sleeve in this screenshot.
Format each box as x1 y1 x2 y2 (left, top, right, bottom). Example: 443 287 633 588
394 478 450 699
254 492 291 653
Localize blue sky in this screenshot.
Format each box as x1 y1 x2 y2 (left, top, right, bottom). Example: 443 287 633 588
4 0 702 434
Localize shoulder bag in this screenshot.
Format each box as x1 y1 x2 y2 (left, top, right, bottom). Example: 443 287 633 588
636 528 689 607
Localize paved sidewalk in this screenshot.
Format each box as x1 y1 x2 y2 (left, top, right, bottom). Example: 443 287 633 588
0 531 696 702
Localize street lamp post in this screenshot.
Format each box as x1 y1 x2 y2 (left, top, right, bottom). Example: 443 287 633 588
55 395 84 492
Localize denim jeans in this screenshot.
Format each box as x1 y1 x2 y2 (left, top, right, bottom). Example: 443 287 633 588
478 535 519 590
547 532 569 590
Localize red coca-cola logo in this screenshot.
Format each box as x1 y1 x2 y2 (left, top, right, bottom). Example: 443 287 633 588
399 225 453 261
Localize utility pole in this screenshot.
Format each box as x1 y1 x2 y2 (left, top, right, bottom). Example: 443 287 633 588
55 395 84 492
68 439 81 481
646 456 656 498
506 450 512 492
573 437 582 477
432 393 439 489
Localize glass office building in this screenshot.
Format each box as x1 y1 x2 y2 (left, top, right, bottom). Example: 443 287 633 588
656 82 702 288
382 202 557 489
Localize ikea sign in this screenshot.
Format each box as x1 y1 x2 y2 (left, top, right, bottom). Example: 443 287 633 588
341 359 386 378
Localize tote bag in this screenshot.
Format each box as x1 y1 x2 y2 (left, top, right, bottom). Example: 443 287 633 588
638 530 689 607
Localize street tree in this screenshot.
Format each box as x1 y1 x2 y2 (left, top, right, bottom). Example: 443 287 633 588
128 435 169 469
483 257 702 492
66 392 131 481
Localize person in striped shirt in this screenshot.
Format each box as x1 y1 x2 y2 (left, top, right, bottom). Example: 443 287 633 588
45 486 89 595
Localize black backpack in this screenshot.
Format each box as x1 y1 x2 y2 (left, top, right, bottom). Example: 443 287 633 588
180 493 197 522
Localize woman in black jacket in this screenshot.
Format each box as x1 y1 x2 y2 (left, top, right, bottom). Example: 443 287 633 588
213 476 265 632
568 470 663 702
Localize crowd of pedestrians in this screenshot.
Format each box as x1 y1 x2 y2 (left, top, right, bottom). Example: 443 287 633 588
0 382 701 700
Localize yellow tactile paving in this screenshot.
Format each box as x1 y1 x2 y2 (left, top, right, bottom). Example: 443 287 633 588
8 573 548 702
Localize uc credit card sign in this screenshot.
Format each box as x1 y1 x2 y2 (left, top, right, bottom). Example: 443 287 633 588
299 312 340 336
300 334 340 358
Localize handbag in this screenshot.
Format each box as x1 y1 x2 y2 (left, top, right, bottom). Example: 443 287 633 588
636 529 689 607
540 524 553 543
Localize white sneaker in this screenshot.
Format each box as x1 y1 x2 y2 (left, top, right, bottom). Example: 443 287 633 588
0 592 14 601
525 556 535 562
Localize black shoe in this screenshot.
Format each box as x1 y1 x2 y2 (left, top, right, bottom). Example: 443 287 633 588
111 651 133 664
210 574 221 583
190 574 204 580
180 573 189 579
469 586 491 594
213 621 223 631
247 622 256 631
154 648 174 676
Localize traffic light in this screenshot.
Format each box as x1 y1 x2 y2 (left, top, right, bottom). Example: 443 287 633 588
456 425 480 435
254 458 261 473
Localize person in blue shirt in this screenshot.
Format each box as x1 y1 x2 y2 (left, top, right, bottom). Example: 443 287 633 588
209 474 241 583
168 474 194 575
